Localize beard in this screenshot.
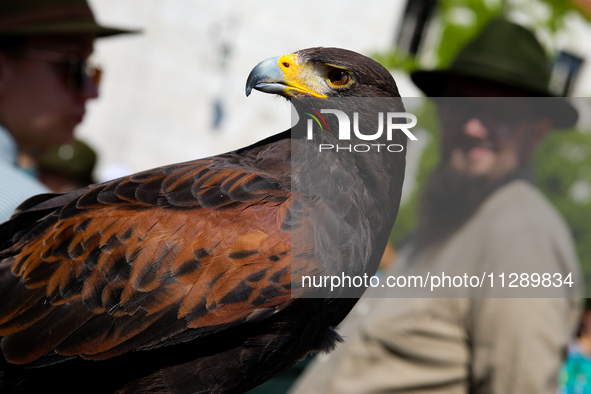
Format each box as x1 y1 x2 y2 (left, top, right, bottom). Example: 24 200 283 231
413 164 528 251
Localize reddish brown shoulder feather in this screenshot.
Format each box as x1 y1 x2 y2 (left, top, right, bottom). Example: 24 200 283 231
0 146 311 364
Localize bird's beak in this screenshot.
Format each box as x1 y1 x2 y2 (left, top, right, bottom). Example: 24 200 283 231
245 54 327 99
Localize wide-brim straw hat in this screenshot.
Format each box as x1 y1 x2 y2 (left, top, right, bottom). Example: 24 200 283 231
0 0 137 37
411 18 578 129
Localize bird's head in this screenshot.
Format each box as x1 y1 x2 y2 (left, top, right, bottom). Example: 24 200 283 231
245 47 401 99
245 48 407 294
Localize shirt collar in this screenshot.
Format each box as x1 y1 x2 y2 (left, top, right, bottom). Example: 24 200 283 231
0 123 18 166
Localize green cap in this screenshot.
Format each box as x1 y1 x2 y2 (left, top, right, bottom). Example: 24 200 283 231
38 139 96 181
411 18 578 129
0 0 137 37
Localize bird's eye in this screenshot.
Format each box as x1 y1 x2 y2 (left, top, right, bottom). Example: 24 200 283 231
328 69 352 86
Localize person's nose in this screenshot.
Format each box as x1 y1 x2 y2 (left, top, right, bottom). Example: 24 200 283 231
463 118 489 139
79 78 99 100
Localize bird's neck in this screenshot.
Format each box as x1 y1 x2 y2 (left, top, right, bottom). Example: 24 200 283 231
289 101 406 296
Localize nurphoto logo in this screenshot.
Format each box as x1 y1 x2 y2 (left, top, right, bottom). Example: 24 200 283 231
304 108 418 153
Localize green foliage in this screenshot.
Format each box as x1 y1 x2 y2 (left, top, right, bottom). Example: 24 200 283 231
524 0 575 31
372 49 420 74
534 121 591 290
377 0 588 72
436 0 504 67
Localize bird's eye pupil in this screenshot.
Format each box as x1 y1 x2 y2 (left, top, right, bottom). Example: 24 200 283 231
328 69 351 86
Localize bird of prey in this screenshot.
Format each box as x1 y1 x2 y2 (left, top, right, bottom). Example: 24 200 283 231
0 47 407 393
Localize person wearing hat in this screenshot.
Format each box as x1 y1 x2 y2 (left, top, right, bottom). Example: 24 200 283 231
0 0 135 222
289 18 581 394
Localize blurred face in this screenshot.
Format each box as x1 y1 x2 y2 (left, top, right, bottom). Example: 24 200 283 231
0 35 98 158
437 77 551 179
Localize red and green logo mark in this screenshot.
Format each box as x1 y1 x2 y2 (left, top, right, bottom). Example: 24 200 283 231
304 107 328 131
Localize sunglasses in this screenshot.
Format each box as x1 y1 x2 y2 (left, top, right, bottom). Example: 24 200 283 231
15 47 102 92
437 98 537 139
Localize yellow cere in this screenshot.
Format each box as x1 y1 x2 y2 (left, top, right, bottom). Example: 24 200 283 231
277 54 328 99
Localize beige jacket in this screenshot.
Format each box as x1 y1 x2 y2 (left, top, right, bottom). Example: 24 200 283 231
290 180 581 394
